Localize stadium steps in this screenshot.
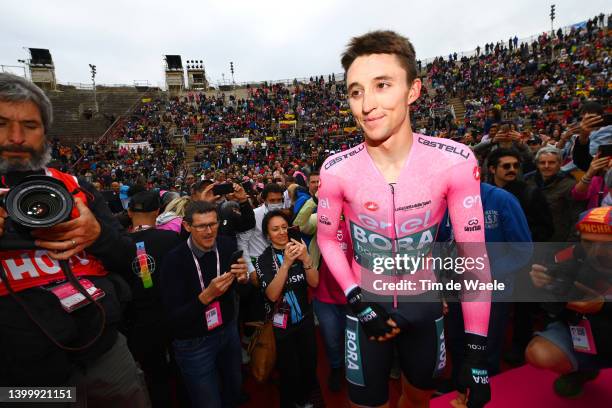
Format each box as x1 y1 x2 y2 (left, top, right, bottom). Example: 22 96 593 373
450 97 466 123
185 141 197 164
46 90 144 144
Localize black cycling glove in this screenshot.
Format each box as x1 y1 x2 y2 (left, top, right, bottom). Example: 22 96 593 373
346 287 393 338
456 333 491 408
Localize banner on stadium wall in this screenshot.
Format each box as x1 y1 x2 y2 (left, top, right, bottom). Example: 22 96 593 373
141 98 152 103
118 141 152 152
279 120 296 126
231 138 249 150
284 113 295 120
231 137 249 145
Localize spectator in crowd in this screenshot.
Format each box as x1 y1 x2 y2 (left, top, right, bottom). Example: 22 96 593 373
103 181 126 214
486 148 553 364
125 190 181 407
525 146 583 242
160 201 249 408
571 153 612 209
571 102 611 171
255 210 319 408
238 183 285 278
156 195 190 232
439 182 533 385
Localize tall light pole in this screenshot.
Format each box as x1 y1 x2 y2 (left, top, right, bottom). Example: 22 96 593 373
550 4 556 60
89 64 98 113
230 61 235 86
550 5 556 35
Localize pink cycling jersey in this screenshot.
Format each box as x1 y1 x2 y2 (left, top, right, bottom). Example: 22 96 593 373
317 134 491 336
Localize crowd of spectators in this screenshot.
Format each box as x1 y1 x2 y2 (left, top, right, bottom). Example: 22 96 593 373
427 13 610 141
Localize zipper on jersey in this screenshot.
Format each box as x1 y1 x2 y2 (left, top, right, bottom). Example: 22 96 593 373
390 183 398 309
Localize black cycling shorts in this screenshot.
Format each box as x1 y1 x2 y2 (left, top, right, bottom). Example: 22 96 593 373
345 292 445 406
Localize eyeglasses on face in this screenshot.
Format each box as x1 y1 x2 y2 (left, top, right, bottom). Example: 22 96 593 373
500 163 520 170
190 222 219 232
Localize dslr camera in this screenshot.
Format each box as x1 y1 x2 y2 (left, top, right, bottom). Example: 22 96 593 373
0 175 74 249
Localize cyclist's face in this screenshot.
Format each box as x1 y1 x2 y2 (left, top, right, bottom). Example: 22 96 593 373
347 54 420 144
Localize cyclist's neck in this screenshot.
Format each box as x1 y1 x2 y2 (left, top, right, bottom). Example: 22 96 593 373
365 128 413 183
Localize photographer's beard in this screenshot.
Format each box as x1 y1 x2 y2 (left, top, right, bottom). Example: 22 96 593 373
0 143 52 174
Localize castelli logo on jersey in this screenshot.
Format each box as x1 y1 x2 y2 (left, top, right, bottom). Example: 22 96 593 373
364 201 379 212
473 166 480 180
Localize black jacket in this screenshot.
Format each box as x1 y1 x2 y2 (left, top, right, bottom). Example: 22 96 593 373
504 180 554 242
160 235 246 340
0 171 134 386
524 171 583 242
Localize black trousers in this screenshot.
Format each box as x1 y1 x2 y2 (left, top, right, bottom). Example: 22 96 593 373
126 324 171 408
275 314 318 408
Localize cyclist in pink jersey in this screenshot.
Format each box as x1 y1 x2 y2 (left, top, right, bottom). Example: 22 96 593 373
317 31 491 408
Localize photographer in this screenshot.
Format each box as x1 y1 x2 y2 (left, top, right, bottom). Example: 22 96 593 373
0 73 148 405
525 206 612 398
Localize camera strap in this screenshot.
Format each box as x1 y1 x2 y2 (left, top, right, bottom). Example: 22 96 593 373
0 259 107 352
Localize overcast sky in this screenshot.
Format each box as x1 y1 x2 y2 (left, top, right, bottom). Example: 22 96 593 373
1 0 609 88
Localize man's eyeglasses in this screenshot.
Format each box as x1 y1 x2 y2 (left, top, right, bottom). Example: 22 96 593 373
190 222 219 232
500 163 520 170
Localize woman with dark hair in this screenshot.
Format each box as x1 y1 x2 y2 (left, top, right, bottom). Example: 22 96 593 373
255 210 319 408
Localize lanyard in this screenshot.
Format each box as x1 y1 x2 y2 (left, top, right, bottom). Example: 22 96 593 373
188 238 220 291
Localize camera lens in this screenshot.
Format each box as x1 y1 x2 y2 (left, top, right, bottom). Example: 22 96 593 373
5 176 73 229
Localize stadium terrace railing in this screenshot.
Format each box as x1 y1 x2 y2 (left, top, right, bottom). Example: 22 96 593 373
418 19 599 68
213 73 346 89
61 80 152 90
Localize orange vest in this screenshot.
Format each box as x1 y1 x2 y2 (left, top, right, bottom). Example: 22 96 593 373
0 168 108 296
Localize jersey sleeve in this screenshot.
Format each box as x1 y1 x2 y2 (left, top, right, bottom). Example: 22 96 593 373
317 165 356 295
446 157 491 336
